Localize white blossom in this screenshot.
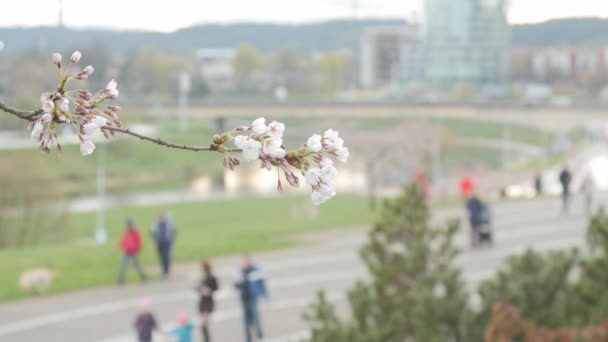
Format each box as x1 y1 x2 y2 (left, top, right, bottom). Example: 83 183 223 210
107 89 119 99
91 116 107 128
323 129 344 151
80 139 95 156
106 79 119 98
106 79 117 91
30 121 43 140
305 167 322 186
306 134 322 152
40 113 53 124
320 158 337 180
267 121 285 139
242 139 262 161
251 117 267 136
60 98 69 112
52 53 62 65
83 123 98 136
311 183 336 206
263 138 286 158
311 190 326 206
70 51 82 64
233 135 248 149
336 147 349 163
234 135 262 161
42 100 54 113
323 129 339 141
40 93 51 103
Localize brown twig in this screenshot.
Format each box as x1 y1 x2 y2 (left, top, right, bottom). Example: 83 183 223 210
0 102 43 121
1 100 241 153
102 126 241 152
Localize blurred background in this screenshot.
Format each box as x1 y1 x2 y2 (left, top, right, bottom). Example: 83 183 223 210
2 1 608 340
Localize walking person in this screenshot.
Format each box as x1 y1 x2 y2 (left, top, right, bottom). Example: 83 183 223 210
197 260 219 342
559 165 572 214
234 254 269 342
134 297 158 342
459 175 474 198
117 219 147 285
534 172 543 197
151 213 176 279
168 312 194 342
466 193 490 248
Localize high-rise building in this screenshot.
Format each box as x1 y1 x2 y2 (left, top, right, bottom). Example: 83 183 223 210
423 0 510 88
360 25 424 88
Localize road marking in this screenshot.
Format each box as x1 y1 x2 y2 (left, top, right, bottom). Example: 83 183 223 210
0 269 358 338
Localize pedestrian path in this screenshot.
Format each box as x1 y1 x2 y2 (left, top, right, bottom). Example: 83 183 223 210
0 194 600 341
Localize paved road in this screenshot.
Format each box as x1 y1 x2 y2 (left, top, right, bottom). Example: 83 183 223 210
0 194 600 342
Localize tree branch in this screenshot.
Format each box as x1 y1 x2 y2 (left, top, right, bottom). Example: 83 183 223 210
1 100 241 153
102 126 241 152
0 101 43 122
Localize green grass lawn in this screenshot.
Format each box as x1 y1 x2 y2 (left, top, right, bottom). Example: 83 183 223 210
0 194 373 302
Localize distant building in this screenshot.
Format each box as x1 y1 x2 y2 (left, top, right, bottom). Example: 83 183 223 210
527 47 608 80
423 0 510 88
360 26 424 88
196 48 235 91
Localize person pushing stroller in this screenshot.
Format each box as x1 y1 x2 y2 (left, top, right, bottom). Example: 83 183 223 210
466 192 492 247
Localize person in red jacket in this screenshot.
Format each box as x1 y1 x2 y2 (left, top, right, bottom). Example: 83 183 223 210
117 219 147 285
460 176 474 198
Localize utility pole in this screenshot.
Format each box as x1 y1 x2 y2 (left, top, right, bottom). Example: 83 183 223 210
178 72 191 135
501 126 512 168
95 142 108 244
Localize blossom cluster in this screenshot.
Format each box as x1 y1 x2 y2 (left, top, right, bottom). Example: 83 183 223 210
27 51 121 156
225 118 349 205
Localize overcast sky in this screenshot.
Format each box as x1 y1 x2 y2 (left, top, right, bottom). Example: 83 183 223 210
0 0 607 32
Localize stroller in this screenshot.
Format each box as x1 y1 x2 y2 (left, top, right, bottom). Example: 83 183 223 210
477 204 493 246
467 197 493 247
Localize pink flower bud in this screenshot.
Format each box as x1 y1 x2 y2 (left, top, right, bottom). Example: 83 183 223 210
75 66 94 80
79 90 92 101
70 51 82 64
277 178 283 192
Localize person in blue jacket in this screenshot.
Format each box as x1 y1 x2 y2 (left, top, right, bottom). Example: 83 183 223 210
234 254 269 342
466 193 490 247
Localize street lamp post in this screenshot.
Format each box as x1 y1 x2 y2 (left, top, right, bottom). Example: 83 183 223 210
178 72 191 135
95 142 108 244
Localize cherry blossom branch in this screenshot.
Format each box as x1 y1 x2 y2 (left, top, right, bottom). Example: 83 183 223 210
101 126 242 153
0 101 43 122
0 47 350 205
0 100 240 152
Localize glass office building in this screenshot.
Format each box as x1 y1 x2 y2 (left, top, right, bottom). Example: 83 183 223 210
423 0 510 88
